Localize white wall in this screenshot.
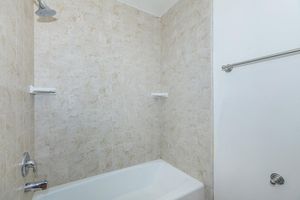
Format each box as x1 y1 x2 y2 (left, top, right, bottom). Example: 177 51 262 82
214 0 300 199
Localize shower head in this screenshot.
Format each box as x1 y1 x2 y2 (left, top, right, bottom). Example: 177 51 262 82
35 0 56 17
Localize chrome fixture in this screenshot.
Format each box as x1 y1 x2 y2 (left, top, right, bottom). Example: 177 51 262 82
151 92 169 98
24 180 48 192
29 85 57 95
270 173 285 185
222 48 300 72
35 0 56 17
21 152 37 177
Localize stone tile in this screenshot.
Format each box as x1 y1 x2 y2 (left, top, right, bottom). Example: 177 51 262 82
34 0 161 186
161 0 213 199
0 0 34 200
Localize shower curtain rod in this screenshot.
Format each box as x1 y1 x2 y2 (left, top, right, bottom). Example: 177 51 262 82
222 48 300 73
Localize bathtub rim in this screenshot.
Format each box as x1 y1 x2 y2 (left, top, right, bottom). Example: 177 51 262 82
33 159 204 199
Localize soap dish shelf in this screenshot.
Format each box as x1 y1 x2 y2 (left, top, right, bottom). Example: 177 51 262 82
29 85 56 95
151 93 168 98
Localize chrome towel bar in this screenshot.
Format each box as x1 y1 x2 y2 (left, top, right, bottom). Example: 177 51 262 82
222 48 300 73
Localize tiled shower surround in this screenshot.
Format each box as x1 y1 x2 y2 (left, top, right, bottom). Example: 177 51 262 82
34 0 213 199
161 0 213 199
0 0 34 200
35 0 162 186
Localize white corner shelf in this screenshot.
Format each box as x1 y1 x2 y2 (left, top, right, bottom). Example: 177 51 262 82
29 85 56 95
151 92 168 98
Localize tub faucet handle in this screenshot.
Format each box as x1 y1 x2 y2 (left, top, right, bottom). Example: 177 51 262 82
21 152 37 177
26 160 37 173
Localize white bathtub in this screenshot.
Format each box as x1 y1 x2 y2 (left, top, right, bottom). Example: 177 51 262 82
33 160 204 200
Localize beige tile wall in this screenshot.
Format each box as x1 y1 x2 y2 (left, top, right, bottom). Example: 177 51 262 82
161 0 213 199
34 0 162 187
34 0 213 199
0 0 34 199
0 0 212 198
